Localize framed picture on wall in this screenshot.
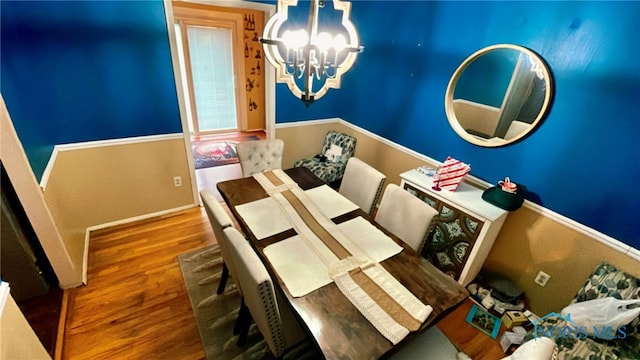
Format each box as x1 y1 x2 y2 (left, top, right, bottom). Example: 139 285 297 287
465 304 502 339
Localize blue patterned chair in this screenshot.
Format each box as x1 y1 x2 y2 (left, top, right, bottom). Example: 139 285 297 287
520 262 640 359
293 130 357 186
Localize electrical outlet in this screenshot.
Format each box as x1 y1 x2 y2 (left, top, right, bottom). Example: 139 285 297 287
173 176 182 187
534 271 550 287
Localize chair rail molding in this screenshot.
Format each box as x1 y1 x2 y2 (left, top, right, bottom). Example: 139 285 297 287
275 117 640 262
41 133 184 190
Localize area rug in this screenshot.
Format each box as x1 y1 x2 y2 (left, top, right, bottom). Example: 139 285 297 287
177 244 320 360
192 135 259 170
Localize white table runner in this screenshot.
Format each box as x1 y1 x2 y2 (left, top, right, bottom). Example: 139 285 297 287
235 184 359 240
248 170 431 345
263 216 403 297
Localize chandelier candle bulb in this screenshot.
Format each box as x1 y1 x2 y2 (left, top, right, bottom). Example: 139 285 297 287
260 0 364 106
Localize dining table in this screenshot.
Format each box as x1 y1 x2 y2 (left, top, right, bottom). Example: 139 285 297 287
217 166 469 359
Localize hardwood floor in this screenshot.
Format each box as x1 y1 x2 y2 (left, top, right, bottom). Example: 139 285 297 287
60 207 215 360
16 286 64 357
437 298 507 359
56 131 264 359
190 130 265 143
56 188 502 359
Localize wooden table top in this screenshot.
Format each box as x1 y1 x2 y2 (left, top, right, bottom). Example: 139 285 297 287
217 167 469 359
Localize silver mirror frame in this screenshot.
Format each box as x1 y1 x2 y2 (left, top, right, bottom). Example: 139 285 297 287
445 44 553 147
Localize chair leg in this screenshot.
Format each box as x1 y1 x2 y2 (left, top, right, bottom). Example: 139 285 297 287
237 317 251 346
233 298 251 336
216 263 229 295
235 299 253 346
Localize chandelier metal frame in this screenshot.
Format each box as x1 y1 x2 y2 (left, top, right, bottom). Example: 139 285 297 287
260 0 363 106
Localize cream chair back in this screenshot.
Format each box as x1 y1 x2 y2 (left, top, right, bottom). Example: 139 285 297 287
200 190 238 295
374 184 439 252
339 157 386 217
224 226 305 357
236 139 284 177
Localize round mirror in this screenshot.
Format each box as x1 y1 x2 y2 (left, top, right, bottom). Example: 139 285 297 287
445 44 553 147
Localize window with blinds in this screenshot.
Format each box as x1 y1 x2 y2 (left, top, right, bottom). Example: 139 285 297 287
174 14 246 134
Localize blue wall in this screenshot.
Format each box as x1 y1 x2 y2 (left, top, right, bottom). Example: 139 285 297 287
1 0 182 178
2 1 638 249
274 1 640 249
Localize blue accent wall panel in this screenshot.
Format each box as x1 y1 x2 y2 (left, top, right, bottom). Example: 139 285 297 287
1 0 181 179
2 0 638 249
274 1 640 249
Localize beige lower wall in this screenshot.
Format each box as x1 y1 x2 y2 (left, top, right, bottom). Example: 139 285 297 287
42 135 196 278
1 288 51 360
276 119 640 315
277 119 436 186
483 209 640 315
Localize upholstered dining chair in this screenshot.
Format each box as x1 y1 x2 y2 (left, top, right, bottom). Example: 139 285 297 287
374 184 440 252
338 157 386 217
293 130 357 186
236 138 284 177
223 226 306 357
199 189 238 295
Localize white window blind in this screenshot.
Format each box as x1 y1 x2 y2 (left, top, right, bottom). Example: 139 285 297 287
186 25 237 132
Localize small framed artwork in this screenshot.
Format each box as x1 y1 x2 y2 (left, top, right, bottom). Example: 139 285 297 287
465 304 502 339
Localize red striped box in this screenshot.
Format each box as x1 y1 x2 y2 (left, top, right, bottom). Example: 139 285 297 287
436 157 471 191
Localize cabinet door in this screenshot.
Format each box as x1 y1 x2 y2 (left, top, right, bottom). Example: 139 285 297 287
403 183 484 280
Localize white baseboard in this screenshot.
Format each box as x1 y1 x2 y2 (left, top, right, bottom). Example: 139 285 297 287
82 204 197 284
82 231 90 286
85 204 196 233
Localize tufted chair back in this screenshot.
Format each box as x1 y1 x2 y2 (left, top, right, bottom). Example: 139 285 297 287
224 227 305 357
339 157 386 217
375 184 440 252
236 139 284 177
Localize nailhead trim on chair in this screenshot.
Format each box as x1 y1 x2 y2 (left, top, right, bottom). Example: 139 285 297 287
367 178 386 217
258 280 286 356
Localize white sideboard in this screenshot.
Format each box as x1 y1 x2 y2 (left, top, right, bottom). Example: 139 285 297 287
400 168 508 286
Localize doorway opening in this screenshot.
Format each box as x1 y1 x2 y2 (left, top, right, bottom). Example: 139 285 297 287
192 130 266 200
170 2 270 201
173 22 242 135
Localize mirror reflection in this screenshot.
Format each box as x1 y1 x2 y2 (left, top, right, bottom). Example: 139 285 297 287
445 44 553 147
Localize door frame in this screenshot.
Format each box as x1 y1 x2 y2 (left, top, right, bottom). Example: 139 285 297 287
163 0 276 206
174 14 246 135
1 96 82 288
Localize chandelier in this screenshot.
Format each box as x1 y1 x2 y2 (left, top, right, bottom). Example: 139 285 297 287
260 0 363 107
